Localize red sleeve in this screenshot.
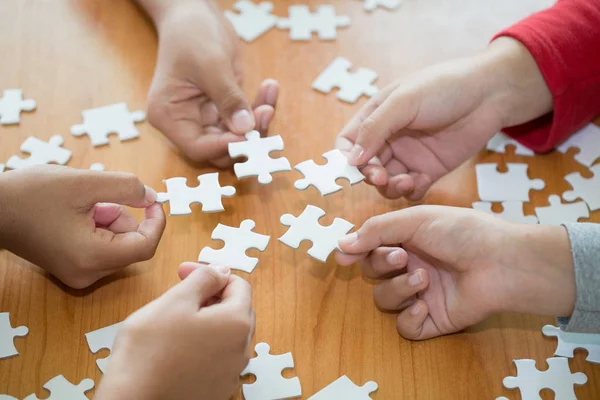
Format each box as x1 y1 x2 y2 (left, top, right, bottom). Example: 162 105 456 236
493 0 600 152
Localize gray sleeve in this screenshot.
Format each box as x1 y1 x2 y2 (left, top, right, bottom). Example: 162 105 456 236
557 223 600 333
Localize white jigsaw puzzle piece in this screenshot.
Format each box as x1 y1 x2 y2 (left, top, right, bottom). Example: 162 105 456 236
308 375 378 400
228 131 291 184
487 132 535 156
472 201 538 224
359 0 402 11
534 195 589 225
562 164 600 211
198 220 270 274
156 172 236 215
0 164 5 173
312 57 379 104
0 312 28 359
241 342 302 400
90 162 105 171
6 135 72 170
23 375 94 400
224 1 277 42
557 123 600 167
295 149 365 196
543 325 600 364
0 395 18 400
85 321 123 374
502 358 587 400
476 163 545 202
0 89 36 124
277 5 350 40
279 205 354 262
71 103 145 146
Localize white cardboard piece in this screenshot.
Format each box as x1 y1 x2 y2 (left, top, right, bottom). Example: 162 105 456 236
472 201 538 224
557 123 600 167
312 57 379 104
0 89 36 124
475 163 545 202
85 321 123 374
486 132 534 156
563 164 600 211
6 135 72 170
308 375 378 400
277 5 350 41
0 312 28 359
71 102 145 146
23 375 94 400
224 1 277 42
534 195 589 225
543 325 600 364
90 162 105 171
0 395 18 400
358 0 402 12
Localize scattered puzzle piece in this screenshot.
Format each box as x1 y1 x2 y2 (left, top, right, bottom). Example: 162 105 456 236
502 357 587 400
562 164 600 211
308 375 378 400
277 5 350 40
198 220 270 274
6 135 72 170
0 395 18 400
156 172 236 215
241 342 302 400
487 132 534 156
358 0 402 11
23 375 94 400
224 0 277 42
0 89 36 124
85 321 123 374
0 164 4 173
294 149 365 196
279 205 354 262
0 312 28 359
90 162 105 171
472 201 538 224
312 57 379 104
535 195 589 225
228 131 291 184
475 163 545 202
542 325 600 364
557 123 600 167
71 102 145 146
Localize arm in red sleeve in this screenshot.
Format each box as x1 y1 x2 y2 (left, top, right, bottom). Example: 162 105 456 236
493 0 600 152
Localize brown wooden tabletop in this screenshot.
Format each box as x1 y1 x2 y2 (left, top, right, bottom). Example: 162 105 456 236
1 1 599 399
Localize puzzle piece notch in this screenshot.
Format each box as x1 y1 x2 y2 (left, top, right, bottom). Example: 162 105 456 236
308 375 378 400
475 163 545 202
71 103 145 147
472 201 538 224
198 220 270 273
241 342 302 400
23 375 94 400
359 0 402 11
0 89 36 124
277 5 350 41
224 1 277 42
486 132 535 156
85 321 123 373
295 149 365 196
6 135 72 170
535 195 590 225
156 172 236 215
542 325 600 364
279 205 354 262
0 312 29 359
502 358 587 399
312 57 379 104
562 164 600 211
228 131 291 184
557 123 600 167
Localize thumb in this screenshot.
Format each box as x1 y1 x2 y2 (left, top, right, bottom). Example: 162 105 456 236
170 264 231 308
83 171 156 208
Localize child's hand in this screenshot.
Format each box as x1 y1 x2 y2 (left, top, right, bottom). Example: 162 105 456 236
336 37 552 200
0 166 165 289
337 206 576 340
95 263 254 400
142 0 279 167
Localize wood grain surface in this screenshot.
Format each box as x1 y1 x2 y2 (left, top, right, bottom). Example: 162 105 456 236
1 1 599 399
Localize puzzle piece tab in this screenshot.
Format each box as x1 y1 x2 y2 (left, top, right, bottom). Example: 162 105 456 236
157 172 236 215
23 375 94 400
294 149 365 196
85 321 123 373
241 342 302 400
312 57 379 104
308 375 378 400
472 201 538 224
6 135 72 170
358 0 402 11
476 163 545 202
562 164 600 211
534 195 589 225
71 103 145 146
486 132 534 156
228 131 291 184
198 220 270 273
557 123 600 167
277 5 350 40
543 325 600 364
0 312 28 359
279 205 354 262
0 89 36 124
224 1 277 42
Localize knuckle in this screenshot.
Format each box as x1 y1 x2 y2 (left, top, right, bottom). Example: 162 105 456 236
358 116 377 140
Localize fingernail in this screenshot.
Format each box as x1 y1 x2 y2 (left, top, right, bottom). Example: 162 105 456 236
232 109 254 133
212 264 231 276
410 302 421 316
408 270 423 287
348 144 365 165
386 249 404 265
265 83 278 106
338 232 358 247
145 185 157 203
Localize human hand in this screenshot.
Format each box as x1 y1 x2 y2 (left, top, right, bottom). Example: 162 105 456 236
335 37 553 200
142 0 279 167
0 165 165 289
337 206 575 340
95 263 254 400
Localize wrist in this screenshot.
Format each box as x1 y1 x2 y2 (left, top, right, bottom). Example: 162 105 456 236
135 0 216 32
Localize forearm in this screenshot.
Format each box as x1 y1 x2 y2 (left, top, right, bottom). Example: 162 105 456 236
135 0 218 30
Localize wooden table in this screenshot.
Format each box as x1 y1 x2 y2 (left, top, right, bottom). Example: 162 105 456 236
1 1 599 399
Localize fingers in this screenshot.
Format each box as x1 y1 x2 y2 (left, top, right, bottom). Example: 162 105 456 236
94 203 139 233
361 247 408 278
82 171 156 208
396 300 442 340
374 269 428 310
215 275 253 316
253 79 279 109
253 105 275 136
169 264 232 308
